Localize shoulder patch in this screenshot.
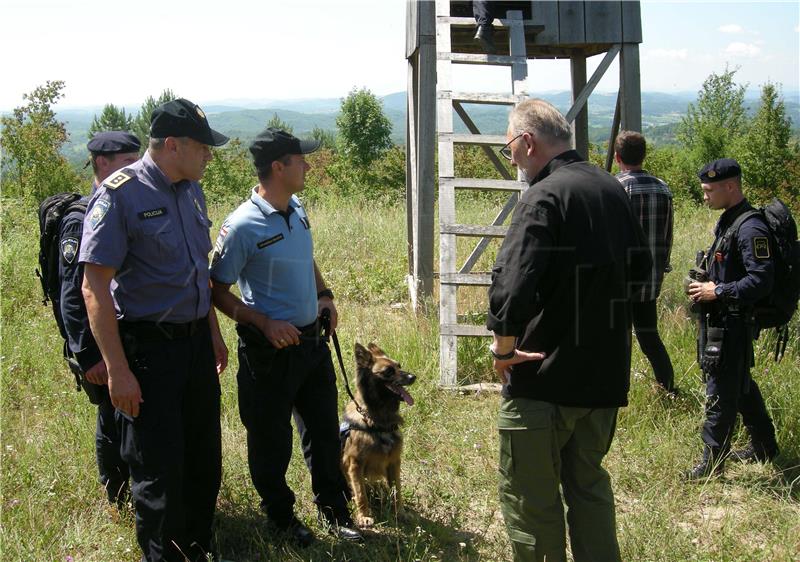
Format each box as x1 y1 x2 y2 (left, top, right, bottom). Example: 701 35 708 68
104 171 132 190
88 198 111 230
753 237 770 259
61 237 79 264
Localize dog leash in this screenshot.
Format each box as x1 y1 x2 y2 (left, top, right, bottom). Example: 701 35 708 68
320 309 369 420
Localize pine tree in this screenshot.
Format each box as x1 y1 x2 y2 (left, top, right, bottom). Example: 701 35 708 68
132 89 176 146
88 104 133 138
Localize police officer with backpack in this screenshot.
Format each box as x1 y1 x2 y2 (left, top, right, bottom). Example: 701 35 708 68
59 131 140 506
685 158 780 480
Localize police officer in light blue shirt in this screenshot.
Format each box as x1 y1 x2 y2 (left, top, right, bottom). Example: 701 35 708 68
210 128 362 545
80 98 229 562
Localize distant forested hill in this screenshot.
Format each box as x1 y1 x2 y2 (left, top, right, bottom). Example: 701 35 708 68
45 91 800 167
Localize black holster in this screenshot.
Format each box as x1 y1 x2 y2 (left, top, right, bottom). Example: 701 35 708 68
66 357 105 405
701 326 725 378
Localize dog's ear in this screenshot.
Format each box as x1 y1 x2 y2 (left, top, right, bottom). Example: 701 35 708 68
367 342 385 357
354 343 373 368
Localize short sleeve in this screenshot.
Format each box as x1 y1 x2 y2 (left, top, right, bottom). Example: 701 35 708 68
78 188 128 270
209 222 251 285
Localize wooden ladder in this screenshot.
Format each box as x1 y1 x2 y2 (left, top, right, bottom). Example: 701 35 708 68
435 1 536 386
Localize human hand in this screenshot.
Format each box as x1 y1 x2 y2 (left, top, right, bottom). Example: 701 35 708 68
84 359 108 385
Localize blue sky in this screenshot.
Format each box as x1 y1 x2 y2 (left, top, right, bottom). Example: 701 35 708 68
1 0 798 110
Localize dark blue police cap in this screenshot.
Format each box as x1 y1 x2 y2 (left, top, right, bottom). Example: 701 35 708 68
249 127 320 168
698 158 741 183
150 98 229 147
87 131 141 155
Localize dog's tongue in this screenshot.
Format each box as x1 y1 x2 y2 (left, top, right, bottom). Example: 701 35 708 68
388 384 415 406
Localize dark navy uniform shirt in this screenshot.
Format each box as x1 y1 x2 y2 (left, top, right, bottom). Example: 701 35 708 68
59 195 102 371
79 151 214 323
706 199 774 306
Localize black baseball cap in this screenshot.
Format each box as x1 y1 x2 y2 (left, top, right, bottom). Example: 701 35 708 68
249 127 320 167
87 131 141 155
698 158 741 183
150 98 229 146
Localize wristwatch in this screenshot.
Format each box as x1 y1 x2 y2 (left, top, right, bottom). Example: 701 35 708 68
714 284 724 300
317 288 334 300
489 345 515 361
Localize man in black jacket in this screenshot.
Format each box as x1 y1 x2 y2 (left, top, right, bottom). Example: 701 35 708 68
487 99 650 562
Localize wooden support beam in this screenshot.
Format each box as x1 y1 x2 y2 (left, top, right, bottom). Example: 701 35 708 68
439 273 493 286
440 224 508 237
441 178 524 191
570 54 589 159
606 92 622 172
565 44 620 124
620 43 642 132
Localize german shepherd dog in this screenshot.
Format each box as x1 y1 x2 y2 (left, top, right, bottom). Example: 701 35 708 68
340 343 416 527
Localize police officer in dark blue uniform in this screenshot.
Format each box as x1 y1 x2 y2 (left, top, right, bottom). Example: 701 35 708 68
59 131 140 506
685 158 780 480
79 99 230 561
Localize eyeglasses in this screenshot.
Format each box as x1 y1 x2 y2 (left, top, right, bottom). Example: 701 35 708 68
499 132 525 161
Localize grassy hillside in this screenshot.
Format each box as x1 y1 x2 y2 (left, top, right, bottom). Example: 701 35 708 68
1 195 798 561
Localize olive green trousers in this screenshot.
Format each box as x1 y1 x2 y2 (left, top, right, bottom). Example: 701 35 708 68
498 398 621 562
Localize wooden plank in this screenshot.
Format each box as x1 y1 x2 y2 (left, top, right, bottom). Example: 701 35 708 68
605 92 621 172
507 10 528 95
441 224 508 237
621 0 642 43
570 54 589 159
441 324 493 337
452 133 508 146
459 383 503 393
449 92 525 105
585 1 622 44
559 1 585 44
417 34 437 299
460 193 518 274
564 44 620 123
441 178 524 191
406 56 417 281
405 0 418 59
437 15 543 30
441 52 524 66
530 0 559 45
620 43 642 132
439 273 493 286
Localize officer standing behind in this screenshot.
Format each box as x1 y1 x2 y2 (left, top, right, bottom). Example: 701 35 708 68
80 99 229 562
685 158 780 480
210 128 362 545
487 99 650 562
614 131 677 394
60 131 140 507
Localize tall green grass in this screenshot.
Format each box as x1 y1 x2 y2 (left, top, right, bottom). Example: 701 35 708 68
1 194 798 561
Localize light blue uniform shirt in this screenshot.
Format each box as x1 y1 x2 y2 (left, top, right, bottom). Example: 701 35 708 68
210 187 317 327
79 151 214 323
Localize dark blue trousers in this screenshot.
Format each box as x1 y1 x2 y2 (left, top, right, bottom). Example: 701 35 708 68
236 325 349 524
119 322 221 562
95 387 129 503
702 319 775 455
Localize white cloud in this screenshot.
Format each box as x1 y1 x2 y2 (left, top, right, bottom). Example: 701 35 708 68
719 24 743 34
725 42 761 57
647 48 689 61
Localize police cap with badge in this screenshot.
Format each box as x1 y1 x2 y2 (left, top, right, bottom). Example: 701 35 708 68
248 127 320 168
150 98 229 146
87 131 141 156
698 158 741 183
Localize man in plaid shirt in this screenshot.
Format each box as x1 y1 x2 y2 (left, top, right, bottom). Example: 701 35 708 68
615 131 676 394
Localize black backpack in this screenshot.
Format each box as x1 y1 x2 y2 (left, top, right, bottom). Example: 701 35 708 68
722 198 800 358
36 192 88 346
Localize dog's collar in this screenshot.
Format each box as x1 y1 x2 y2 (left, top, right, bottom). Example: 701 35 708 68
343 417 398 434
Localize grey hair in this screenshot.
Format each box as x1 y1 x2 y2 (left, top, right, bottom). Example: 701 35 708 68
509 99 572 145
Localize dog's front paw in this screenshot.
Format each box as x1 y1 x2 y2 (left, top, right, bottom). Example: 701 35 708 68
356 515 375 528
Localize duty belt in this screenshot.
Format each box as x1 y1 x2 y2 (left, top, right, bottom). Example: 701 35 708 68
119 316 207 342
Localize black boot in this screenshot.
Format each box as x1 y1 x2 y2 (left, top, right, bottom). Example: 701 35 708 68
731 442 779 463
268 515 316 547
684 449 724 481
474 24 496 54
318 507 364 543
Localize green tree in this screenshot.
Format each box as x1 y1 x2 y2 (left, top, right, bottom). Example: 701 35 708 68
132 89 176 145
88 104 133 138
310 126 336 150
0 80 79 200
735 82 796 204
677 68 748 168
336 88 392 168
266 113 293 133
202 139 256 206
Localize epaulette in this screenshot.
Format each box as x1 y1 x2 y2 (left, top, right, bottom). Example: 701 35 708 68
103 170 133 190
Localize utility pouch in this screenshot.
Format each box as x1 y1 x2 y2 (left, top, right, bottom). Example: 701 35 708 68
701 327 725 376
67 357 104 405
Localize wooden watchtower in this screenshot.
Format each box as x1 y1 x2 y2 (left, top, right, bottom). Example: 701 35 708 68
405 0 643 386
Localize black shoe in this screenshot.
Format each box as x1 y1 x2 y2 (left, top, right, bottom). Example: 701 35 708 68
684 457 724 481
474 25 496 54
319 509 364 543
270 516 316 547
731 442 779 463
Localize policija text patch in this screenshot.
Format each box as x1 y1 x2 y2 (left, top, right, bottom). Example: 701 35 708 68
753 237 770 259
